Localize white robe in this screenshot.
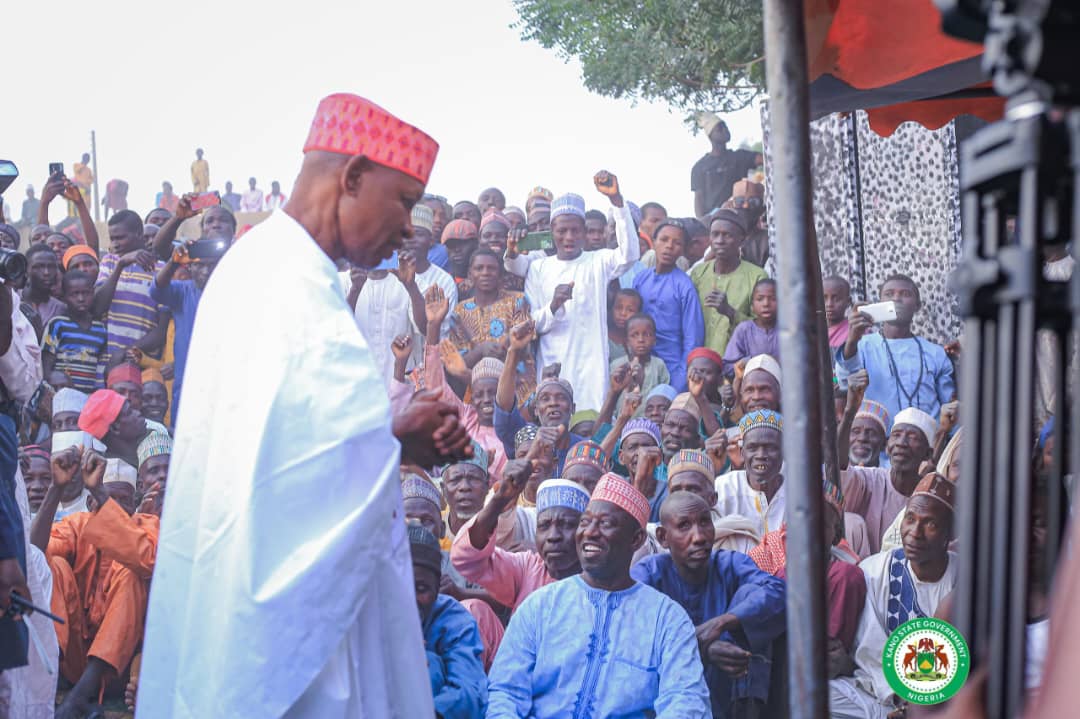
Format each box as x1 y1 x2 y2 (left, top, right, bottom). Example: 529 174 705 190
354 273 422 392
713 468 788 547
415 263 458 340
523 205 639 413
137 211 432 719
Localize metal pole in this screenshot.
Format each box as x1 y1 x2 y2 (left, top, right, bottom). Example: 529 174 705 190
90 130 100 223
762 0 828 716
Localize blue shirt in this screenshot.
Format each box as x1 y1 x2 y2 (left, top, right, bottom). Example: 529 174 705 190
488 576 711 718
834 333 955 425
423 594 488 719
149 279 204 420
632 551 787 717
429 243 450 271
633 267 705 391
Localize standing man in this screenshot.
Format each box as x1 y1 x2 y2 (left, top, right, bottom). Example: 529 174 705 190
265 181 288 210
138 93 472 718
524 173 640 413
20 185 40 230
190 149 210 193
221 181 241 212
70 153 94 218
240 177 264 212
691 114 759 218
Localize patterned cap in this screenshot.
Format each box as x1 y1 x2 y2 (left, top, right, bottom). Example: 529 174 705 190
19 445 50 463
527 186 553 203
911 472 955 513
480 209 510 232
411 204 434 233
854 399 890 434
104 458 137 488
620 417 661 447
515 424 541 452
687 347 723 368
823 477 844 513
667 449 716 479
447 440 488 473
401 472 443 511
504 206 526 222
739 409 783 436
536 377 574 402
53 388 88 417
407 523 443 575
137 430 172 468
550 193 586 221
303 93 439 185
471 357 504 384
590 472 650 529
893 407 939 446
536 478 590 515
442 219 478 243
744 354 782 388
668 393 702 421
645 384 678 403
564 441 611 473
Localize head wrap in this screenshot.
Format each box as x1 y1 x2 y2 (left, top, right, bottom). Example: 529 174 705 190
401 473 443 511
104 458 137 488
667 449 716 479
19 445 50 463
441 219 478 243
620 417 661 447
551 193 586 222
823 477 845 513
536 478 590 515
893 407 938 447
407 524 443 575
480 209 510 232
61 244 98 270
569 409 598 429
504 206 526 222
411 204 434 233
137 430 172 468
911 472 956 513
515 424 540 452
1039 417 1054 448
744 354 782 388
142 368 165 385
78 390 126 439
471 357 504 384
739 409 784 436
687 347 723 368
668 393 702 421
303 93 439 185
447 440 488 473
51 430 104 454
107 363 142 388
53 388 88 417
591 473 650 529
564 441 611 473
696 111 723 136
645 384 678 403
527 187 553 204
854 399 890 434
536 377 574 402
0 224 18 246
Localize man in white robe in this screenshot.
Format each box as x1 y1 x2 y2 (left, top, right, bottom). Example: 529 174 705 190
522 174 639 413
714 410 787 542
137 93 472 719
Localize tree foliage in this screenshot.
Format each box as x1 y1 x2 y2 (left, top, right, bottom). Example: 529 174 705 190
512 0 765 116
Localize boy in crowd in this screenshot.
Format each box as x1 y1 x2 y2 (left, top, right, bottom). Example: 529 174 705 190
43 269 108 393
723 278 779 376
609 313 670 418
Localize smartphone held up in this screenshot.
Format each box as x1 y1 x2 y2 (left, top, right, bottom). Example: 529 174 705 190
861 301 897 324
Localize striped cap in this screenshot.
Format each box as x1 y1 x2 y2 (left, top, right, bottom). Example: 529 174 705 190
590 472 650 529
536 478 590 515
564 441 611 473
137 430 172 468
854 399 890 434
620 417 661 447
442 219 478 243
411 204 434 233
550 193 586 221
401 472 443 511
667 449 716 479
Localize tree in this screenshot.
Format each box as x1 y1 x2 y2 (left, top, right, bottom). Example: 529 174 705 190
512 0 764 117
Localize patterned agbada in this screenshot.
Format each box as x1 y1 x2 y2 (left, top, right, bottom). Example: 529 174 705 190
487 576 711 718
422 595 488 719
46 499 159 683
632 550 786 717
445 290 536 406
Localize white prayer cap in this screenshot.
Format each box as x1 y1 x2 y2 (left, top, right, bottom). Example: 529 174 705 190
51 430 106 454
53 388 88 417
744 354 782 389
893 407 939 446
104 458 137 488
696 111 723 136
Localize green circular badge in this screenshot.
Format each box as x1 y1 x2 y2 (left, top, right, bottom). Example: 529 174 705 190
882 617 970 705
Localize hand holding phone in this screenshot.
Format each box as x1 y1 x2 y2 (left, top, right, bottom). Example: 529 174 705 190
48 162 64 179
189 192 221 211
519 231 553 253
860 301 897 324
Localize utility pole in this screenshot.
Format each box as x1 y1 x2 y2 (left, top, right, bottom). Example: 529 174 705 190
90 130 100 222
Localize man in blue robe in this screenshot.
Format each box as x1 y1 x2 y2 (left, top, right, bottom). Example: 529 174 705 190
632 491 787 718
487 473 711 718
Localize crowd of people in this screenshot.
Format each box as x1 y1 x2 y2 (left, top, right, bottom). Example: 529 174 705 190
0 96 1061 719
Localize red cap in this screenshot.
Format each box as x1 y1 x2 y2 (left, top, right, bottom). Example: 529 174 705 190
590 473 650 529
78 390 126 440
687 347 723 368
107 363 142 388
303 93 439 185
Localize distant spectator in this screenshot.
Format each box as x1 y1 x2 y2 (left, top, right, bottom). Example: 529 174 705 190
265 181 287 210
191 148 210 193
221 181 241 212
155 182 179 213
692 113 759 218
240 177 264 212
103 179 129 218
19 186 39 229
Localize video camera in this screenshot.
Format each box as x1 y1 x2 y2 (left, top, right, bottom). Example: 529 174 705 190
0 160 28 284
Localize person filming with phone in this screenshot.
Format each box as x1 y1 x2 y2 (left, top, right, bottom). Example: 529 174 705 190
835 273 955 425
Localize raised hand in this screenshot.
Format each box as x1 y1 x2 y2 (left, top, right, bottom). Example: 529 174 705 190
509 320 536 352
394 250 417 287
619 390 642 421
50 446 83 487
610 362 633 393
424 285 450 328
688 367 706 398
845 305 874 353
634 445 663 498
719 380 735 409
61 180 84 204
846 368 869 409
550 282 574 313
533 425 564 453
506 227 526 259
137 481 164 515
81 449 107 490
170 238 196 264
120 249 156 272
593 171 623 207
175 193 198 221
390 333 414 363
704 429 727 473
541 362 561 380
939 400 960 433
494 458 533 504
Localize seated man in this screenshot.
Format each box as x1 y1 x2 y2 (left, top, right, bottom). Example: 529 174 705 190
409 524 487 719
452 461 586 612
715 410 786 539
829 474 957 719
52 388 88 434
665 448 761 552
840 407 937 554
837 369 890 468
77 389 158 470
30 445 158 719
561 440 611 493
737 354 782 415
136 430 171 505
487 474 711 718
632 492 786 718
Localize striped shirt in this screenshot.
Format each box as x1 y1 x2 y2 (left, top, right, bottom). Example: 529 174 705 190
95 253 167 356
42 315 108 392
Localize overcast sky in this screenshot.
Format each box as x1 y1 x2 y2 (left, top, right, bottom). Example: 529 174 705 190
6 0 761 224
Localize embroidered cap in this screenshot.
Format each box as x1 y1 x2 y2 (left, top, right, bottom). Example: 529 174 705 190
550 193 586 221
910 472 955 513
619 417 661 447
564 441 611 473
411 204 434 233
739 409 783 436
480 209 510 232
408 524 443 575
536 377 574 402
590 472 650 529
53 388 88 417
667 393 702 422
855 399 890 434
667 449 716 479
401 472 444 511
536 478 590 515
514 424 541 453
442 219 478 243
137 431 172 469
471 357 504 384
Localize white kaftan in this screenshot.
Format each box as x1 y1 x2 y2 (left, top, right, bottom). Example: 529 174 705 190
523 205 639 412
714 468 788 548
354 272 422 392
137 211 433 719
